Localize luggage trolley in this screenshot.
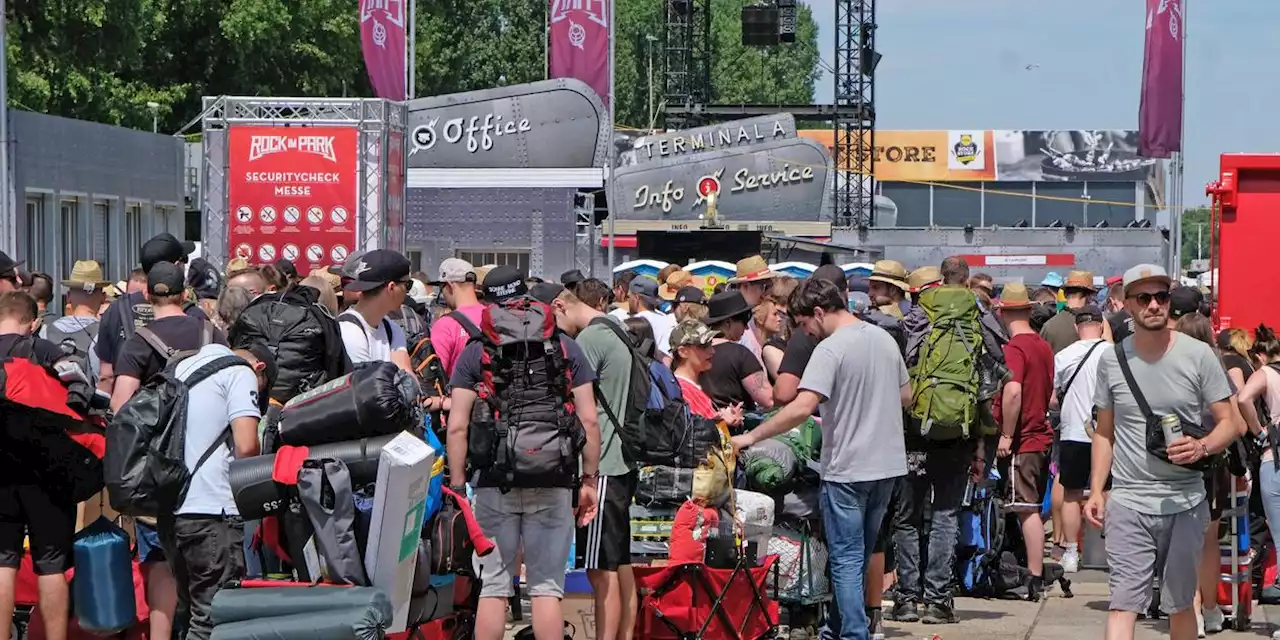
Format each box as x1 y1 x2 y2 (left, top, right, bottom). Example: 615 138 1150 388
1218 474 1253 631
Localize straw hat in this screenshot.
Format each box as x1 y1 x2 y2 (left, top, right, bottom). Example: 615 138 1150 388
61 260 112 292
1062 270 1098 291
907 266 943 293
659 270 694 300
307 268 342 293
996 282 1035 310
226 257 251 273
867 260 910 292
727 255 777 284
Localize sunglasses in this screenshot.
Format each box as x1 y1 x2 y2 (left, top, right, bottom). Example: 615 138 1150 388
1127 290 1171 306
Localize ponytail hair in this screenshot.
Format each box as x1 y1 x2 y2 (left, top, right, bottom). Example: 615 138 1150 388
1252 324 1280 360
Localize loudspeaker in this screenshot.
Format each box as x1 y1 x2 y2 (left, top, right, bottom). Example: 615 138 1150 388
741 5 779 47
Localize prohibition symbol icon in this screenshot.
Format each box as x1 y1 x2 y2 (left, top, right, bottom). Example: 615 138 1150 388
330 206 349 225
259 206 277 224
282 244 300 261
307 206 325 225
258 243 277 262
234 243 252 259
330 245 349 263
282 206 301 225
235 206 253 224
306 244 325 263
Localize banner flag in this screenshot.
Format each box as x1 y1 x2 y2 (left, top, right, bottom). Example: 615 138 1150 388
361 0 409 100
549 0 611 108
1138 0 1184 158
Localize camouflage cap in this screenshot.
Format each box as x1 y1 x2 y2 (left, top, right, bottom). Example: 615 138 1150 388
669 319 720 351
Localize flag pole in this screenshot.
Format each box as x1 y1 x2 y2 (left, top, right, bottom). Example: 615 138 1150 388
407 0 416 100
1171 0 1187 275
605 0 617 276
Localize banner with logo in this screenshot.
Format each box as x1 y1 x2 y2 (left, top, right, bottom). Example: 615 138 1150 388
798 130 997 181
548 0 611 108
1138 0 1183 158
360 0 408 100
226 127 359 273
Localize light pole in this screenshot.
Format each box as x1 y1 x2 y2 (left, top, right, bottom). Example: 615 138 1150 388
645 34 658 129
146 101 160 133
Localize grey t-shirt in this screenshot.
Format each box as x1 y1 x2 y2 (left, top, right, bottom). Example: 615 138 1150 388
1093 334 1233 516
799 321 909 484
577 317 634 477
174 345 262 516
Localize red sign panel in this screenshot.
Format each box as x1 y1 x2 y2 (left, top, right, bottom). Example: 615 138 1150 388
227 126 359 273
385 129 406 254
959 254 1075 267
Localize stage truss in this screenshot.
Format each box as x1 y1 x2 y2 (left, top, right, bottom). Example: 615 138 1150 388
199 96 407 268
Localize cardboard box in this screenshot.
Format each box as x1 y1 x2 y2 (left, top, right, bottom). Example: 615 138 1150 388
364 432 434 633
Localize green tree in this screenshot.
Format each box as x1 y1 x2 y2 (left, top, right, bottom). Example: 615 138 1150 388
412 0 545 97
1179 206 1212 270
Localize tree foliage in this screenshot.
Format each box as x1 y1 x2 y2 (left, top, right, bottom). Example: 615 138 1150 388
6 0 822 134
1179 206 1211 269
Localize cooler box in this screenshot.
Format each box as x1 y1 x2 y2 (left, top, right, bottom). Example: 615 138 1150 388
363 432 434 633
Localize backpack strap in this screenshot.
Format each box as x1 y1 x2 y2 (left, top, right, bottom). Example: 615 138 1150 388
7 335 34 359
448 311 483 341
1060 340 1104 401
136 326 178 360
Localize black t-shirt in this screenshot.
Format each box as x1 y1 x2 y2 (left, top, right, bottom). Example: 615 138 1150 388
777 330 818 378
1223 353 1254 379
95 291 210 367
115 316 228 382
698 341 764 412
0 334 64 367
1107 310 1134 343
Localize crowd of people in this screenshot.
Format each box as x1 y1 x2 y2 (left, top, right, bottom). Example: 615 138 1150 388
0 232 1271 640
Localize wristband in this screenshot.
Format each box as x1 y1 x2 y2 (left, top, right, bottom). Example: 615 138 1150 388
1198 440 1210 460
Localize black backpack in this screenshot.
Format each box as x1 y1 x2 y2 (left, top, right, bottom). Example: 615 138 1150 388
409 311 480 398
104 323 246 517
390 304 430 345
586 316 691 467
231 286 350 404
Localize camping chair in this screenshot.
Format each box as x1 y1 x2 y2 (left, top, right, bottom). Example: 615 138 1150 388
633 552 779 640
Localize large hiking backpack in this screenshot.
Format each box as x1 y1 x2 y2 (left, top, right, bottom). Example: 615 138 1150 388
409 311 481 398
231 285 348 404
586 316 693 467
468 296 585 489
46 318 100 383
390 304 429 345
105 325 247 517
910 285 984 440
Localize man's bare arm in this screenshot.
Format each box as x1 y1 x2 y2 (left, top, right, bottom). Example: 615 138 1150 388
446 388 478 485
743 371 775 410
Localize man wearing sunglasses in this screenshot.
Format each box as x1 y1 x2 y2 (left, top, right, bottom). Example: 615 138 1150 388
336 249 415 374
1085 264 1239 640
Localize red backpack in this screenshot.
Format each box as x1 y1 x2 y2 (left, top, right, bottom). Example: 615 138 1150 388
467 297 585 490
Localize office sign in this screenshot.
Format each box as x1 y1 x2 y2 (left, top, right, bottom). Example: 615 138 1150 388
406 78 609 169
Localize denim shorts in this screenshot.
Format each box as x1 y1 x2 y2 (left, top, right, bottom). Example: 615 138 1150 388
135 519 167 564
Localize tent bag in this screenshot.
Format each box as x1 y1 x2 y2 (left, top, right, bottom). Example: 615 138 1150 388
209 607 388 640
229 435 394 520
279 362 422 447
297 459 369 586
635 466 693 507
211 586 391 625
741 438 798 493
71 516 136 635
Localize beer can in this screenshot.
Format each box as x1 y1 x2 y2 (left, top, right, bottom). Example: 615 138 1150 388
1160 414 1182 444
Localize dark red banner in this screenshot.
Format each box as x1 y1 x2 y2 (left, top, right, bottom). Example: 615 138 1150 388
549 0 611 108
227 127 359 273
385 128 406 254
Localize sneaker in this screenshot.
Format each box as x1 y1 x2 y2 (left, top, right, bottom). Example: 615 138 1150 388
887 599 919 623
920 602 957 625
866 607 884 639
1196 609 1206 638
1060 548 1080 574
1202 606 1225 634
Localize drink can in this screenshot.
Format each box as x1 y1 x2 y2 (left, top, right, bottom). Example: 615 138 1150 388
1161 414 1182 445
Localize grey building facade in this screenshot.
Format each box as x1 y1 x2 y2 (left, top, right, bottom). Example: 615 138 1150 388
14 110 185 286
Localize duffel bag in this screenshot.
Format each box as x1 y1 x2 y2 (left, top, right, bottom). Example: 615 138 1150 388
279 362 423 447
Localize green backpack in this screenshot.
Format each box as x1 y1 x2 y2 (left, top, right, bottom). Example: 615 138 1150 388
910 286 983 440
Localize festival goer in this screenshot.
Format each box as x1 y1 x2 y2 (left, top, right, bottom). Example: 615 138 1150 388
1086 264 1238 640
336 250 413 373
731 277 909 640
774 265 849 405
701 290 773 413
46 261 111 386
0 252 23 294
728 255 777 308
671 286 708 323
27 273 55 336
622 277 676 362
762 277 800 381
214 287 253 332
610 272 638 318
225 267 268 298
668 320 744 428
428 258 484 378
1041 271 1112 353
867 260 910 319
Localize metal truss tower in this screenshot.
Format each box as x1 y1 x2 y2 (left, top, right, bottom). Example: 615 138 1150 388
834 0 877 226
662 0 713 129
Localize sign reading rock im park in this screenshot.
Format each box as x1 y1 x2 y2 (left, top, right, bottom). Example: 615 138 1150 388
613 135 833 222
406 78 610 169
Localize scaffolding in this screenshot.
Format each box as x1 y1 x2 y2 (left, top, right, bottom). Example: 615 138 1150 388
833 0 877 226
198 96 406 268
662 0 713 129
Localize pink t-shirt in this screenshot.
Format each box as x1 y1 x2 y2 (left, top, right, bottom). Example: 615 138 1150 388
431 304 485 376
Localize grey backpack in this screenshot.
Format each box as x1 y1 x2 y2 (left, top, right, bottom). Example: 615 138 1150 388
298 458 369 586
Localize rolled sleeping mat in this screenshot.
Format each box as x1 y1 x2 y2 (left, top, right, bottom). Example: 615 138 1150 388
229 435 395 520
279 362 423 447
212 585 391 626
210 606 390 640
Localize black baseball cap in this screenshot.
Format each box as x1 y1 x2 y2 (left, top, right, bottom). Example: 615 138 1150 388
1073 304 1104 324
274 258 299 281
482 265 528 302
147 261 186 297
1169 287 1204 319
560 269 586 287
0 251 23 278
343 249 412 293
530 282 565 305
140 233 194 273
628 276 661 306
674 286 706 305
813 264 850 294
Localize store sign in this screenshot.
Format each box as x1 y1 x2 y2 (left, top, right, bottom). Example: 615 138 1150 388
227 126 358 272
798 129 997 182
630 114 797 166
613 137 831 222
406 78 609 169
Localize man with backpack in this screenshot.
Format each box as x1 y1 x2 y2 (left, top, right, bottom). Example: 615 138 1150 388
107 260 227 640
446 265 601 640
45 260 112 386
552 277 643 640
428 258 485 377
336 250 414 373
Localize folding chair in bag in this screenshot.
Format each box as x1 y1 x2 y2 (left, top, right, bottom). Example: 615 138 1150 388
633 553 779 640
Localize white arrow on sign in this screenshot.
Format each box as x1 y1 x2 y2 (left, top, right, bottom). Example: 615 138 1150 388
236 206 253 223
330 245 348 263
330 206 349 225
283 206 301 225
307 206 324 225
306 244 324 262
258 243 277 262
282 244 300 261
260 206 277 224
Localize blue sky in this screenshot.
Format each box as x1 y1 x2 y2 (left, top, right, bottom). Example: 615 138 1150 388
806 0 1280 206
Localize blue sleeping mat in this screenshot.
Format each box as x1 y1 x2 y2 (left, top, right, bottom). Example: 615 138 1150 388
209 607 389 640
210 586 391 626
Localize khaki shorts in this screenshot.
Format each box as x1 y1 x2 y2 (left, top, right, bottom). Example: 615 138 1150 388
1104 499 1208 615
472 487 575 599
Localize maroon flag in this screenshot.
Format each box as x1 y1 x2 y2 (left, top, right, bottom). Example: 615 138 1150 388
1138 0 1184 158
549 0 611 108
360 0 408 100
